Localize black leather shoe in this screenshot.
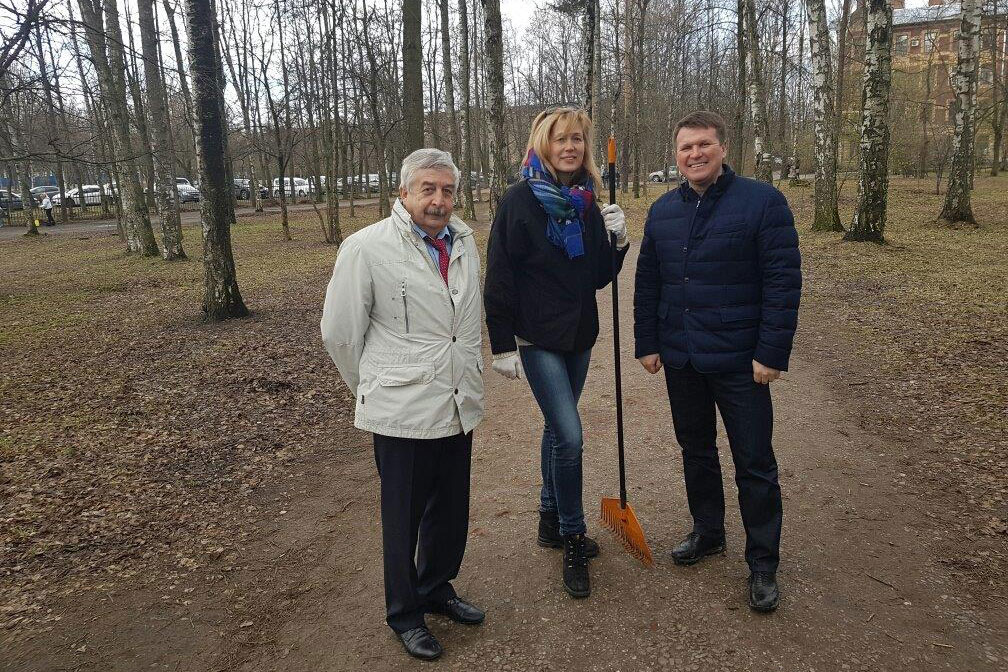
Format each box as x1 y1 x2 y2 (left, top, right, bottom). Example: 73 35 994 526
537 510 600 558
397 626 443 661
562 533 591 598
749 571 780 612
429 596 485 625
670 531 726 566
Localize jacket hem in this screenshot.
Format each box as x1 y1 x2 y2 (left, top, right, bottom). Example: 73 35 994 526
356 419 466 440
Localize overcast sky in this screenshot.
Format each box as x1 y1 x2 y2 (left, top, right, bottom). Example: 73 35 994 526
500 0 542 37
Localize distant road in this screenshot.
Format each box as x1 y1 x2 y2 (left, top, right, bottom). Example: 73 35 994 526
0 198 382 241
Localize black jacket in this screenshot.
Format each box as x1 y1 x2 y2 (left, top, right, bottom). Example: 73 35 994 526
485 181 629 354
633 166 801 372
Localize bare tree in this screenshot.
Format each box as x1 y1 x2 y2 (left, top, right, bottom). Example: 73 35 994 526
459 0 476 219
743 0 773 182
482 0 508 212
806 0 842 231
138 0 185 259
186 0 248 319
403 0 424 151
77 0 159 255
938 0 981 227
846 0 892 244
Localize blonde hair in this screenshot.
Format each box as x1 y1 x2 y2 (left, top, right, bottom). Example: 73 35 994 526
525 106 603 193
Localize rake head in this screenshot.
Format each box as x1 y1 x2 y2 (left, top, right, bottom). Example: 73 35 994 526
600 498 653 567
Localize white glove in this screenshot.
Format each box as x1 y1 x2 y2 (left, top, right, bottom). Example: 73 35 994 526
491 352 524 380
601 203 627 246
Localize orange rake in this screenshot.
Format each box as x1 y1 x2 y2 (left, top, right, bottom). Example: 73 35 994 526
599 135 653 567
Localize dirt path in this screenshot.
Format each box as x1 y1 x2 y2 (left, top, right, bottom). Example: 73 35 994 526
4 243 1004 671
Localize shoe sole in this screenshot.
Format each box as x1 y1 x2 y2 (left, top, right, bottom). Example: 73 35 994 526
399 640 443 661
671 543 726 566
749 597 779 613
564 584 591 599
403 648 443 661
537 537 600 558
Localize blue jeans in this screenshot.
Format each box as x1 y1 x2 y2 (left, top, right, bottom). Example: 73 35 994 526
519 345 592 536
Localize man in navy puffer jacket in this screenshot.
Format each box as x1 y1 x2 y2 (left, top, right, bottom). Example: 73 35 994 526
634 111 801 613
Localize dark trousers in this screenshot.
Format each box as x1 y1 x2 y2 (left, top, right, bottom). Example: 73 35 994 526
373 431 472 633
44 209 55 226
663 363 782 572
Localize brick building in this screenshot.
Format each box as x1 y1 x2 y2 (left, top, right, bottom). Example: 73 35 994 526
843 0 1007 171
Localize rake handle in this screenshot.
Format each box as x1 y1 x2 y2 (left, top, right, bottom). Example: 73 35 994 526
607 138 627 510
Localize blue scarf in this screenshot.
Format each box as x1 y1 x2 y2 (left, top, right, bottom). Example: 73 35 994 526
521 150 595 259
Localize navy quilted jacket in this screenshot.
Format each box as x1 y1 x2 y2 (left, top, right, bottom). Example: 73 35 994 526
633 166 801 372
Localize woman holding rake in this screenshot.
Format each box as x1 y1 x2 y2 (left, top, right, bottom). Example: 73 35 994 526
484 106 629 598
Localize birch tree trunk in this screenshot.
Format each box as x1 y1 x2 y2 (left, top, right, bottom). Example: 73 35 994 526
990 3 1006 177
186 0 249 320
163 0 197 161
482 0 508 214
834 0 853 165
806 0 842 231
938 0 981 227
584 0 596 115
138 0 185 259
78 0 159 256
846 0 892 244
439 0 463 185
459 0 476 219
743 0 773 183
730 0 746 172
403 0 424 152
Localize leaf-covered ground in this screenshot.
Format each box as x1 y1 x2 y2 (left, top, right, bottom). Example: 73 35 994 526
1 177 1005 660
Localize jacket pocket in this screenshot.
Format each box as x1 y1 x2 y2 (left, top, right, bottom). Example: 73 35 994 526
720 305 761 324
658 300 670 320
376 363 435 387
707 218 747 236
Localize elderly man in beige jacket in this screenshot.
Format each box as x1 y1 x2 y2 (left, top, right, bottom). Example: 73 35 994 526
321 148 485 661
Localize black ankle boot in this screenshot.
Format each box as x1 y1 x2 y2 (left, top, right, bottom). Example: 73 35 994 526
538 511 600 558
562 533 590 598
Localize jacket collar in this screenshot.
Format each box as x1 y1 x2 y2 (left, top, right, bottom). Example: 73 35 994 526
678 163 736 202
391 198 473 240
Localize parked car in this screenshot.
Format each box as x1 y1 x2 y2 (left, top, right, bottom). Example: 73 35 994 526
175 177 200 203
648 166 679 182
30 185 60 203
52 185 103 207
233 178 252 200
0 190 25 211
272 177 310 198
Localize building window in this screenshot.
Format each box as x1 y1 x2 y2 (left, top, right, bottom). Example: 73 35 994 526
895 34 909 55
924 31 938 53
911 38 920 48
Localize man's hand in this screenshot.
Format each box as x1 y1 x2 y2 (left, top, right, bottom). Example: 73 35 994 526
638 353 662 374
492 352 524 380
752 360 780 385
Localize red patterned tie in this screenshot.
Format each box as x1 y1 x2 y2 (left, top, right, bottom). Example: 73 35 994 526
427 236 450 285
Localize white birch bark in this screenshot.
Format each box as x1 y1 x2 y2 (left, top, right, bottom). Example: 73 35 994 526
806 0 842 231
744 0 773 183
846 0 892 243
938 0 981 226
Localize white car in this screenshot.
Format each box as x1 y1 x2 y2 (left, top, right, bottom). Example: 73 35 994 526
648 166 679 182
51 185 103 207
273 177 310 198
175 178 200 203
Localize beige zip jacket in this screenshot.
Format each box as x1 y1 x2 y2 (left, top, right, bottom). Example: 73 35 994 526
321 199 485 439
